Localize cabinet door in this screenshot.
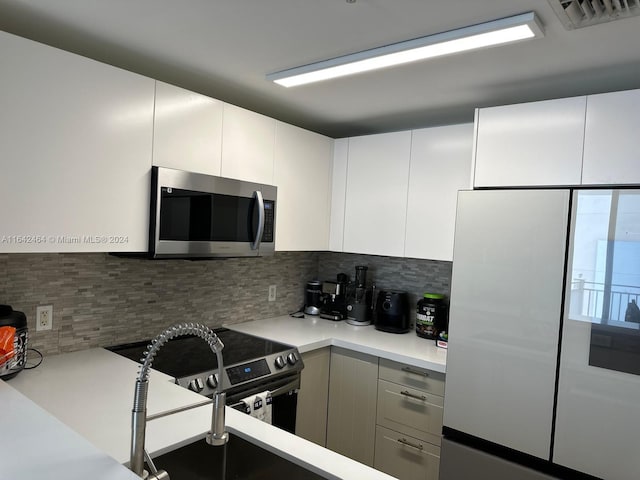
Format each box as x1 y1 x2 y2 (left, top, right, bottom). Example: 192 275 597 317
474 97 586 187
405 124 473 261
374 426 440 480
326 347 378 466
582 89 640 185
295 347 330 447
444 190 570 459
273 122 333 251
379 358 446 397
0 31 154 252
329 138 348 252
343 131 412 257
152 81 223 176
377 379 443 446
221 103 275 184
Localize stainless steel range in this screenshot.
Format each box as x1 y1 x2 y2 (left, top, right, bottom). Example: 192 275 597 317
107 328 303 433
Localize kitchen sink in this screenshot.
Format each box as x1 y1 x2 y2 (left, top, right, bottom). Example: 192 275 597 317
152 433 328 480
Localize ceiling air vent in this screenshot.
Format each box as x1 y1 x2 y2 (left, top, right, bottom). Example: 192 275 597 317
548 0 640 29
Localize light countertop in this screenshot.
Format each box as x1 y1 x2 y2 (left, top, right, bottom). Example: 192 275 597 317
4 314 445 480
0 377 140 480
5 343 396 480
227 314 447 373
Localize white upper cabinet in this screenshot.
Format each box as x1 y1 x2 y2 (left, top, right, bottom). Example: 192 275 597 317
582 89 640 185
405 124 473 261
221 104 276 185
152 81 223 176
329 138 348 252
473 97 586 187
343 131 412 257
0 31 154 252
273 122 333 251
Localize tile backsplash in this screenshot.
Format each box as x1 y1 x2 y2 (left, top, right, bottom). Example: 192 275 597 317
0 251 452 356
318 252 452 325
0 252 317 355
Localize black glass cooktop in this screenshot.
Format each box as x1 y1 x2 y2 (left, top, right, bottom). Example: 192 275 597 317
107 328 292 379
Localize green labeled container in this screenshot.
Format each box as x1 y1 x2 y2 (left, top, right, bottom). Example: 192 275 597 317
416 293 447 340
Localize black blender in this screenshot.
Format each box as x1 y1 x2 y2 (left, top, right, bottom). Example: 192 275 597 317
346 266 373 326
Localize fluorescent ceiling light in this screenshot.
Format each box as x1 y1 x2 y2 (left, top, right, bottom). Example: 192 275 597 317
267 12 544 87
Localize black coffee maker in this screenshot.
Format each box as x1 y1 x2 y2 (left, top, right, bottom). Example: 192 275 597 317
319 273 348 321
303 280 323 315
346 266 373 326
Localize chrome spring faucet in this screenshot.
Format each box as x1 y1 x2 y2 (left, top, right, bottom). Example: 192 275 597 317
130 323 228 479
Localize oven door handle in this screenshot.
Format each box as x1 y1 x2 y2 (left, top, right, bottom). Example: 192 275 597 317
229 376 301 409
269 377 300 397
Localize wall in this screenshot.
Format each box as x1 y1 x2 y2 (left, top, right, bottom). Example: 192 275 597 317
318 252 452 324
0 252 317 355
0 251 452 357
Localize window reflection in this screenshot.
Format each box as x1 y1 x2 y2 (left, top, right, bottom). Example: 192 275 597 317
566 190 640 376
568 190 640 326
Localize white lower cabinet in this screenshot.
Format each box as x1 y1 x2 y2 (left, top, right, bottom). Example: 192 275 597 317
326 347 379 466
374 359 443 480
295 347 330 447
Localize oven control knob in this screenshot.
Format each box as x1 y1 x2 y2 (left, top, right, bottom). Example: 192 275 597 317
274 356 286 369
206 374 218 389
286 352 297 366
189 378 204 393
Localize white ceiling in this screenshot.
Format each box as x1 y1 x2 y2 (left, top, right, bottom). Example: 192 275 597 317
1 0 639 138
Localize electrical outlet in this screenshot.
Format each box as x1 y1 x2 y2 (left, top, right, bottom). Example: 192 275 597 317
268 285 277 302
36 305 53 331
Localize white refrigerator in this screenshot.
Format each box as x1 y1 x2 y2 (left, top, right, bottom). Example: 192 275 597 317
440 189 640 480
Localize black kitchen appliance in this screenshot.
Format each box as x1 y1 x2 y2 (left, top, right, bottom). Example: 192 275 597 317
319 273 348 321
374 290 410 333
346 266 373 326
303 280 323 315
107 328 303 433
0 305 28 380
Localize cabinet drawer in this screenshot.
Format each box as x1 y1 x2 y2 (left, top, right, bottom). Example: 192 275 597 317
377 379 443 445
374 425 440 480
379 358 445 396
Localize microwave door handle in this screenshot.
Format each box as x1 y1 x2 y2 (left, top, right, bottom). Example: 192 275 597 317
251 190 265 251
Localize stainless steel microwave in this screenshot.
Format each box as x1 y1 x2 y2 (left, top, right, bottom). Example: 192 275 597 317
149 167 277 258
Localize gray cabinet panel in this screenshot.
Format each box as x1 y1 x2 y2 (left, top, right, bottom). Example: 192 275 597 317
439 438 559 480
295 347 330 447
326 347 378 466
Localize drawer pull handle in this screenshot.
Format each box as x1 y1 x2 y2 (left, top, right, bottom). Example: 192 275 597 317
400 390 427 401
401 366 429 377
397 437 424 451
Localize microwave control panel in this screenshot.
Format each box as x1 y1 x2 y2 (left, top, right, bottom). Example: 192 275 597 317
263 200 275 242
